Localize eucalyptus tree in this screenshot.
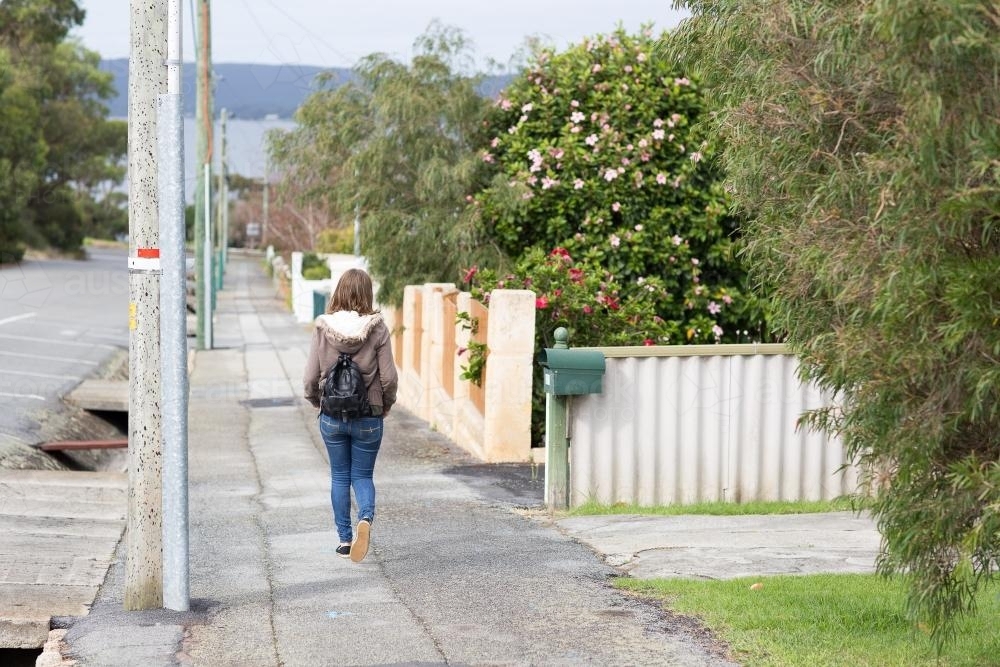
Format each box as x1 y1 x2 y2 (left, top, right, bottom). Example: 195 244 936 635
269 23 494 304
0 0 125 256
0 46 42 262
668 0 1000 647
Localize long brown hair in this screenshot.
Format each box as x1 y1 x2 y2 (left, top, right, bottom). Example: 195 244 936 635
326 268 377 315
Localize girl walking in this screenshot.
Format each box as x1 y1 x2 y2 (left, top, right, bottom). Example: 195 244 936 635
304 268 398 562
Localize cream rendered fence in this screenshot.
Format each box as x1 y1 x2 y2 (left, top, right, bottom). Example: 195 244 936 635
568 345 859 506
379 284 857 503
383 285 536 463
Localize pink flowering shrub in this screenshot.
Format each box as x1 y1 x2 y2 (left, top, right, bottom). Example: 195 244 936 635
468 245 745 443
472 26 768 344
470 247 674 348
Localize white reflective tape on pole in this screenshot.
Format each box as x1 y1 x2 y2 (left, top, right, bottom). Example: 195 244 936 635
128 256 162 273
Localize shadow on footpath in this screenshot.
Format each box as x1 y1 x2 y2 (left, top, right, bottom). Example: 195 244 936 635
442 461 545 509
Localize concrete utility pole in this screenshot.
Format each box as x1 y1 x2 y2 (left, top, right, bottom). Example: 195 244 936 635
194 0 213 350
126 0 166 610
160 0 190 612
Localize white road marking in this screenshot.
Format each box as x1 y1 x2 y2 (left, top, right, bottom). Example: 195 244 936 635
84 332 127 341
0 334 116 349
0 351 98 366
56 326 125 336
0 391 46 401
0 369 78 380
0 313 37 327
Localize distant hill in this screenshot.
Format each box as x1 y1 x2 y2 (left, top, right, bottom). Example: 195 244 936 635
100 59 513 119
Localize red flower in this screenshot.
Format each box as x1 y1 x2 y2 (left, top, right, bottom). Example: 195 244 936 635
568 268 584 283
606 297 620 311
643 338 655 346
550 247 573 262
462 265 478 283
583 305 593 314
536 296 550 309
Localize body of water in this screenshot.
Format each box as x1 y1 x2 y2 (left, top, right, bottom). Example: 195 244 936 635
114 117 296 202
183 116 295 201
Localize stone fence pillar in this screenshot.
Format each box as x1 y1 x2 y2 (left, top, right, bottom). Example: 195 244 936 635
398 285 422 409
482 290 535 462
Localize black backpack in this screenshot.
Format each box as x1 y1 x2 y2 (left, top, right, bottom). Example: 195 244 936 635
321 353 370 418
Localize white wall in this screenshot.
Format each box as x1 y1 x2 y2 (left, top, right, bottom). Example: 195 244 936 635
290 252 368 323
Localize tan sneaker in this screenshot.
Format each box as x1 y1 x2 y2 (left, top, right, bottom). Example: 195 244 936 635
350 519 371 563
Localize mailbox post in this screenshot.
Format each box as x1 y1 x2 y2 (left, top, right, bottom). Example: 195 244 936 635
539 327 606 510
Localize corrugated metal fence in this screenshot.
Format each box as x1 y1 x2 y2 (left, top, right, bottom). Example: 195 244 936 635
569 345 858 506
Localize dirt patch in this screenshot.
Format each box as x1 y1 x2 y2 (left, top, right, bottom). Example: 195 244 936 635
0 438 69 471
615 583 738 665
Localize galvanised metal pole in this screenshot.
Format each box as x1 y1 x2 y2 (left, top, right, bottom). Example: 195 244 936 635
126 0 165 610
215 146 223 293
160 0 190 612
203 162 213 349
220 107 229 279
212 108 225 294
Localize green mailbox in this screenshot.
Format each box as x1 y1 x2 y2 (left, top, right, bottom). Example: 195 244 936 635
313 289 330 319
540 347 606 396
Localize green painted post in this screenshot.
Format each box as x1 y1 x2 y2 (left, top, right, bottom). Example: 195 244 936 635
214 249 222 294
211 249 219 307
546 327 571 511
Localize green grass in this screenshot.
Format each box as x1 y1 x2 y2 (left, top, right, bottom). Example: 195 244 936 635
83 237 128 249
570 496 862 516
617 574 1000 667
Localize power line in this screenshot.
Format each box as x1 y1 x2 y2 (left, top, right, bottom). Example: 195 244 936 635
260 0 360 66
240 0 270 45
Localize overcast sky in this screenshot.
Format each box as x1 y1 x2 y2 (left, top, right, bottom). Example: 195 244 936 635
73 1 689 67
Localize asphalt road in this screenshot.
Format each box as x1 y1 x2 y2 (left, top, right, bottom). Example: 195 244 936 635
0 248 129 447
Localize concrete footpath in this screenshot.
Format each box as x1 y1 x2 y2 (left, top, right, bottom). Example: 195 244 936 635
45 254 878 666
0 470 126 649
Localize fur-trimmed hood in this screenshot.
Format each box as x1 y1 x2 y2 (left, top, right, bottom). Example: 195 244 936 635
304 310 397 411
315 311 384 350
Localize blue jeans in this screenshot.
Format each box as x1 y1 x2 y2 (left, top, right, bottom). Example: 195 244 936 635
319 413 383 543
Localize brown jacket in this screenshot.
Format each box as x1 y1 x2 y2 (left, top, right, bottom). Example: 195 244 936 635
303 311 398 413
